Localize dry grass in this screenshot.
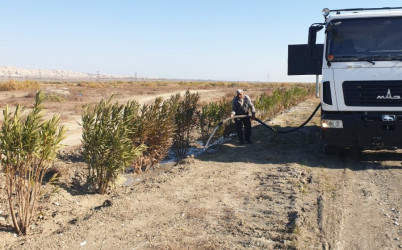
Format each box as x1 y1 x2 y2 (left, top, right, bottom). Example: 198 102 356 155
72 80 313 89
185 207 209 220
77 82 106 88
0 80 40 91
0 79 313 94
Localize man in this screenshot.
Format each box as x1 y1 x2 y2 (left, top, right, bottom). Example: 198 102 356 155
231 89 256 144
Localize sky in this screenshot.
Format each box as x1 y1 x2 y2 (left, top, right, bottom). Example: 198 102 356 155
1 1 402 82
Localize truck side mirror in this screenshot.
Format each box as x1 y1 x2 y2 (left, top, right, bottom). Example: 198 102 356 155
307 24 323 57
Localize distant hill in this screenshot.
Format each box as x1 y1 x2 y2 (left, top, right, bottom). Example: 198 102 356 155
0 66 122 81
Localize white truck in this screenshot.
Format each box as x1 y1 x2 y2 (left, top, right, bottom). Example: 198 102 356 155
288 7 402 154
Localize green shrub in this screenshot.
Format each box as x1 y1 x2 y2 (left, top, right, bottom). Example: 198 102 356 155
0 91 66 235
172 90 199 156
82 96 145 194
218 98 235 136
198 102 222 144
133 95 179 172
198 97 232 145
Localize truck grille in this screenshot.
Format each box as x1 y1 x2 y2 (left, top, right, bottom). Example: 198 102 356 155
343 81 402 106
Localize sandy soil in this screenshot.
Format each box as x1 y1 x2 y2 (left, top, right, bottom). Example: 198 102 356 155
1 84 402 249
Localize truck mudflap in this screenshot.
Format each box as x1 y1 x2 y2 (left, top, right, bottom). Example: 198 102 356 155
320 112 402 149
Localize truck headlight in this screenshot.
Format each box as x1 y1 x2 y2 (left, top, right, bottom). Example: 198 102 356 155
322 119 343 128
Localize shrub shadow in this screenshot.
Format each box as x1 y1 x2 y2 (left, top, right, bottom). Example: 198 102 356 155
0 225 15 233
59 176 93 196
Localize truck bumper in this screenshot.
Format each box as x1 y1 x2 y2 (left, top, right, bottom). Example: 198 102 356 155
321 112 402 149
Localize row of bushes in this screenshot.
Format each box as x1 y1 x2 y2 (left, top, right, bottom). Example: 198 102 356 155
255 85 315 121
0 84 314 235
82 91 201 193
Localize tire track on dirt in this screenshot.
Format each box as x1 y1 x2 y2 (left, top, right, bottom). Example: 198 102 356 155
336 156 402 249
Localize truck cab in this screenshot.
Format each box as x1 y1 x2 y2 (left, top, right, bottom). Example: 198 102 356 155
289 7 402 154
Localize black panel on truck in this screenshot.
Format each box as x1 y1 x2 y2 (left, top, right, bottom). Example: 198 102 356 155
288 44 323 75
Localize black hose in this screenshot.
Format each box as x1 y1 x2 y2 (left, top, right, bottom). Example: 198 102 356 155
203 103 321 149
275 103 321 134
252 117 278 134
250 103 321 134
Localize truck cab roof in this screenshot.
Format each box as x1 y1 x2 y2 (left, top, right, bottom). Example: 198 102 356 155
326 8 402 21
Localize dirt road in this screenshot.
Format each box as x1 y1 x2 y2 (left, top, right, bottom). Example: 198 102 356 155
1 89 402 249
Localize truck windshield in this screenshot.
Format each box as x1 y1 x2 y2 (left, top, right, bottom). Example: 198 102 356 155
326 16 402 62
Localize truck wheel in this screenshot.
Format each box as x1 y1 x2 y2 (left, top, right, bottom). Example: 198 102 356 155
323 144 337 155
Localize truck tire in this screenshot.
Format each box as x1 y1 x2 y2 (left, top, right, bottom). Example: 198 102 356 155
323 144 337 155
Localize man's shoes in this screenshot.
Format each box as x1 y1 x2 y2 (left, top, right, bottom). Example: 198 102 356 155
239 141 244 145
246 140 252 144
